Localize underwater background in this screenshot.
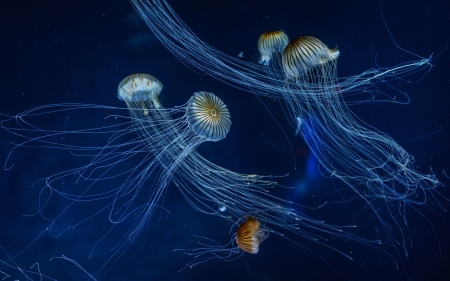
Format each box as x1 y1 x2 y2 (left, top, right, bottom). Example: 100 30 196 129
1 0 449 280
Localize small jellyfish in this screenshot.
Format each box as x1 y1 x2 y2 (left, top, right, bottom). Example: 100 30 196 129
282 36 339 81
257 30 289 84
235 216 268 254
258 30 289 66
118 73 163 111
174 215 269 271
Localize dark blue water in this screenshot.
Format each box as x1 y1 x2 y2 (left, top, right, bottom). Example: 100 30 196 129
1 0 449 280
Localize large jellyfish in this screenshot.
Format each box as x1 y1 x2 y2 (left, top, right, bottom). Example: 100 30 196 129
263 34 446 248
130 0 445 254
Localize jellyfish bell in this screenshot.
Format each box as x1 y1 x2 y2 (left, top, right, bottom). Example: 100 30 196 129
277 34 444 260
186 91 231 142
257 30 290 86
118 73 163 109
235 216 268 254
282 36 339 82
258 30 290 66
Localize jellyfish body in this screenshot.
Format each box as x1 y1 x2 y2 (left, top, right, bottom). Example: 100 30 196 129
282 36 339 81
174 215 269 271
186 91 231 141
258 30 289 66
235 216 268 254
257 30 290 85
117 73 163 106
275 36 443 257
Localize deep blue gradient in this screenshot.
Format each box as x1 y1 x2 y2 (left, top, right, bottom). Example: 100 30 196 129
1 0 449 280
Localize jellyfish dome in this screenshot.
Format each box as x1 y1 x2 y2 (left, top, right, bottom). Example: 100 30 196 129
186 91 231 141
235 216 268 254
258 30 289 65
118 73 163 104
282 36 339 80
174 215 270 271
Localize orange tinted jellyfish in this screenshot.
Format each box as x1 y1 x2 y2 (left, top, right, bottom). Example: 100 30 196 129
235 216 268 254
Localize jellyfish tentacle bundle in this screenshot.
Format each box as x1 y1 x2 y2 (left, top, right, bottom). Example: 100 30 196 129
130 0 441 202
130 0 432 99
1 72 381 279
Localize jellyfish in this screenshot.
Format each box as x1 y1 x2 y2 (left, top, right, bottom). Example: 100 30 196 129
282 36 339 83
257 30 290 87
235 216 268 254
130 0 444 253
174 216 269 271
258 31 289 66
259 35 443 255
